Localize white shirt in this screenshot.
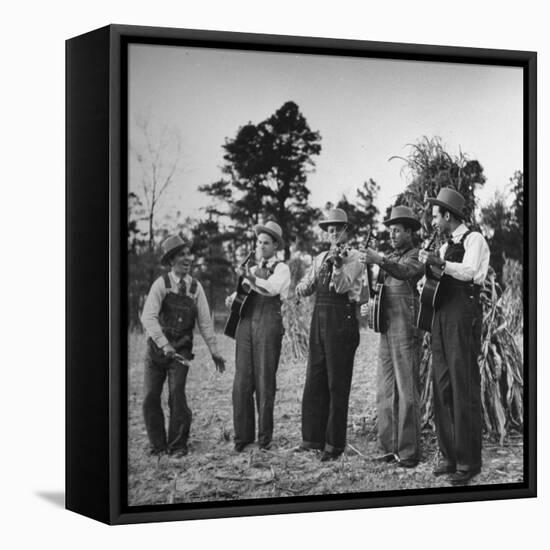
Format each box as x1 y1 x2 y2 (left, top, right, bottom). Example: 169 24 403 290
440 224 490 285
140 271 219 355
245 256 291 299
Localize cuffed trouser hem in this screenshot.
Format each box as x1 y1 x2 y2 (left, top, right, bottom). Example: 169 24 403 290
301 440 324 450
324 443 345 454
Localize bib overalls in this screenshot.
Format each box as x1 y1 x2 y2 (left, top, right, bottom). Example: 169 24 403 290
301 256 360 455
431 232 483 473
233 262 284 448
143 275 198 454
377 249 422 462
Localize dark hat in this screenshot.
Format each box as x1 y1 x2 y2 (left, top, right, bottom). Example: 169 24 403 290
318 208 353 231
160 235 189 265
253 220 284 247
427 187 465 219
384 205 421 231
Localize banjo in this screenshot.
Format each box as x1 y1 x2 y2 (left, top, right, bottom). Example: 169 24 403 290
360 229 384 333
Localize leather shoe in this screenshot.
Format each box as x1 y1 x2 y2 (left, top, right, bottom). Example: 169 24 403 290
320 450 342 462
259 442 272 451
433 462 456 476
292 445 316 453
234 442 248 452
148 446 166 457
449 469 481 485
168 443 188 458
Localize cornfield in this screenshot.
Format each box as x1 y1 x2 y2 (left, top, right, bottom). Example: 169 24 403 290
502 258 523 338
420 268 523 444
282 296 313 361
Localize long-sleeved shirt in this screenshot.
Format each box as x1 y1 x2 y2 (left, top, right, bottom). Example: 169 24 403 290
439 224 490 285
140 271 219 355
296 247 364 302
380 246 424 286
229 256 291 302
246 256 291 299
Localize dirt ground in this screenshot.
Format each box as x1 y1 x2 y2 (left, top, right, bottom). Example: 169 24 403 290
127 329 524 506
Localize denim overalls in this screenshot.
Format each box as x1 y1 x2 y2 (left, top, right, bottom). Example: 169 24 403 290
431 231 483 472
143 274 198 454
233 261 284 448
377 247 422 461
301 253 360 454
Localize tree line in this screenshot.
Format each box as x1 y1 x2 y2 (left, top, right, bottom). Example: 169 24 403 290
128 101 524 329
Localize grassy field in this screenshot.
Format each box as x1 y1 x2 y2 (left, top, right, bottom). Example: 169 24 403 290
127 328 524 506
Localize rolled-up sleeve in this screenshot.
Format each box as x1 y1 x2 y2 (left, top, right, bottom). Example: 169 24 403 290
195 283 219 356
140 277 169 348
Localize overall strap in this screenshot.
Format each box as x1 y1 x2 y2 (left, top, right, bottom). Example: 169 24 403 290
459 230 472 245
268 260 281 276
162 273 172 290
189 277 198 298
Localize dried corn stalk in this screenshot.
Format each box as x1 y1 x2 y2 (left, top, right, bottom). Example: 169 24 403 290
282 296 313 361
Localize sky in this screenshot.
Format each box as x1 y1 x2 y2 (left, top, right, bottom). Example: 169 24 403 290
128 43 523 226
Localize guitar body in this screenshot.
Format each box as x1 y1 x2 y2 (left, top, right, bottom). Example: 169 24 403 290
367 283 385 333
416 264 444 332
224 252 254 339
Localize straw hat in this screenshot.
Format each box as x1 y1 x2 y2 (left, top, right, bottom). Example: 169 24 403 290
253 220 284 247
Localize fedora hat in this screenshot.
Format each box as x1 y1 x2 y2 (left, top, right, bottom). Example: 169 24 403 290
427 187 465 219
384 205 421 231
253 220 284 247
318 208 353 231
160 235 189 265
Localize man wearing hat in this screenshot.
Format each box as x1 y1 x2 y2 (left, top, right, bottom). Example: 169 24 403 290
141 235 226 457
226 221 290 452
360 206 424 468
418 187 490 484
295 208 364 461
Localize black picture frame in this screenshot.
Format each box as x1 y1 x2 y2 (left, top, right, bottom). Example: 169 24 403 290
66 23 537 525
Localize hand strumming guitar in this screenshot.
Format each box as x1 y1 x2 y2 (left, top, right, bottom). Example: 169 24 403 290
418 249 445 269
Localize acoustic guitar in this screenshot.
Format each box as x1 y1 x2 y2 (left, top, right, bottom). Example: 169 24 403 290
416 233 444 332
224 250 255 339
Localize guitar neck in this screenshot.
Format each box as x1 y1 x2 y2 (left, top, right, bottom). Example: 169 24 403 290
362 229 375 298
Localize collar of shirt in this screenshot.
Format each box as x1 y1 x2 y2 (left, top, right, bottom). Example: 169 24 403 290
168 271 190 287
256 255 278 269
449 223 469 243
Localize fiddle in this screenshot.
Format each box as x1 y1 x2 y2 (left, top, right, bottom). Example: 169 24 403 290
326 225 351 267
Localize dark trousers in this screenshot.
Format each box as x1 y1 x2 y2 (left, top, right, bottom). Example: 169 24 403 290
431 285 482 472
377 285 422 461
301 301 359 454
143 344 192 453
233 296 283 446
